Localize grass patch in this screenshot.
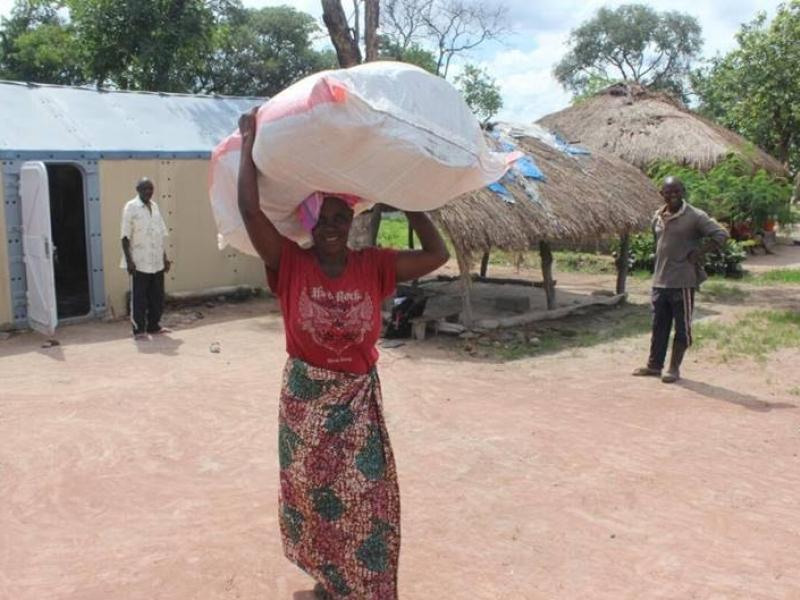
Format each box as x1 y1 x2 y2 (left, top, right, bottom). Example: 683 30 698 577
746 269 800 285
487 303 652 360
694 309 800 362
377 215 419 249
698 281 748 303
555 252 616 274
488 250 617 273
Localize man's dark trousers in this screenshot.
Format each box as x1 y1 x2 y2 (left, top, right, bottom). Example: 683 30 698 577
647 287 694 370
131 270 165 334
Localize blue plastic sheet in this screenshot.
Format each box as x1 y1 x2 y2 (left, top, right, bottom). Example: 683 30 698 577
488 181 512 197
512 155 545 180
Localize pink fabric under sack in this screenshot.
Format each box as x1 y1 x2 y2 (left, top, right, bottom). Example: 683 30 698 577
209 61 518 253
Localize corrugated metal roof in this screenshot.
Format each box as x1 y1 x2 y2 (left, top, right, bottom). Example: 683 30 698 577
0 80 261 154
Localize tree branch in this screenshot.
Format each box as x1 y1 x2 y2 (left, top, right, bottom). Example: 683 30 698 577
364 0 379 61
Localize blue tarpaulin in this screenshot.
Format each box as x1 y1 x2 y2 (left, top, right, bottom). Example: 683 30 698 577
488 181 512 198
512 155 545 180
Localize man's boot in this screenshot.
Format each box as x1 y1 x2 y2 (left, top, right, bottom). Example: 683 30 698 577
662 341 687 383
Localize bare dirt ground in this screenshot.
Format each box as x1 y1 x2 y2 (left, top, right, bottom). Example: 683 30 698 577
739 240 800 273
2 251 800 600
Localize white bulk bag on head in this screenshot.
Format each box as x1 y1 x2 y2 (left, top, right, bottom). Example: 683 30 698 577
209 61 518 253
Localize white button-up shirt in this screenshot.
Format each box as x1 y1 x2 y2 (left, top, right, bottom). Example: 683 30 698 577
120 197 169 273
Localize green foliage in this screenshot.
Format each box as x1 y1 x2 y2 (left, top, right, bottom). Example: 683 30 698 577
67 0 217 91
0 0 334 95
648 156 794 227
554 252 616 274
0 1 83 84
554 4 703 100
571 74 621 105
704 240 747 277
197 5 332 96
626 232 657 272
749 268 800 285
455 63 503 125
378 37 438 74
614 232 747 278
692 1 800 173
377 215 419 249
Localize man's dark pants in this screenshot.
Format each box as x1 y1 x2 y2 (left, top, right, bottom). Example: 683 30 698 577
647 287 695 370
130 270 165 335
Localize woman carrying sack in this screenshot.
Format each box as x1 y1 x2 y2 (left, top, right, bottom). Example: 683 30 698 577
237 107 449 599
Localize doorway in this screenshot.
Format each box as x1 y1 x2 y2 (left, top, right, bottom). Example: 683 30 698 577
46 164 91 318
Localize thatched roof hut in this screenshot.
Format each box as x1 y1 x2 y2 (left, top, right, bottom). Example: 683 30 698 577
422 123 661 322
537 83 788 176
433 122 661 261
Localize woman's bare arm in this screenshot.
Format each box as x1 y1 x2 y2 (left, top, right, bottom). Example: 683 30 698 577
395 211 449 282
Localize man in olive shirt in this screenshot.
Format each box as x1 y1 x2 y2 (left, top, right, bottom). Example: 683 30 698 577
633 177 729 383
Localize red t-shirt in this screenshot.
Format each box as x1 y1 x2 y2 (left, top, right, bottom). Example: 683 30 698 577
268 241 397 374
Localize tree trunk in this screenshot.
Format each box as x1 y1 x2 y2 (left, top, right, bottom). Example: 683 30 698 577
455 249 474 326
323 0 384 250
321 0 361 67
539 240 556 310
364 0 380 62
615 233 630 295
480 252 490 277
348 206 383 250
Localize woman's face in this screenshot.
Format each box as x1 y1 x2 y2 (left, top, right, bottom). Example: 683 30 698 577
312 196 353 256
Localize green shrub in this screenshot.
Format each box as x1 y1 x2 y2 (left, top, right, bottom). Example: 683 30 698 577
613 233 746 277
648 156 794 229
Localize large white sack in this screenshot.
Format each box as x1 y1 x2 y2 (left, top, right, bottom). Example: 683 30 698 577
209 61 517 253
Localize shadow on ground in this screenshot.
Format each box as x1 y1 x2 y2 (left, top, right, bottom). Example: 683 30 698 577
678 378 797 412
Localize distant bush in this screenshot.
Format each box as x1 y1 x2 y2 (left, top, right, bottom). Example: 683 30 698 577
613 233 746 278
648 155 795 229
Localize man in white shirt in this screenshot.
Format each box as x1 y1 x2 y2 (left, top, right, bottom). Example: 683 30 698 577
121 178 171 339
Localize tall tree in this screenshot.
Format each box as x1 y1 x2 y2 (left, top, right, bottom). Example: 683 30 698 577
455 63 502 125
321 0 362 67
380 0 509 77
67 0 216 91
554 4 702 100
693 1 800 173
320 0 383 249
379 37 438 73
0 1 84 84
197 5 334 96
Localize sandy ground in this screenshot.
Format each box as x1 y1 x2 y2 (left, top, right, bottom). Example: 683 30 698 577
2 260 800 599
738 241 800 273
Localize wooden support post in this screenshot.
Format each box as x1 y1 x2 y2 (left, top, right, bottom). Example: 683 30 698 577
408 221 415 249
539 240 556 310
480 252 490 278
455 248 474 326
615 232 630 295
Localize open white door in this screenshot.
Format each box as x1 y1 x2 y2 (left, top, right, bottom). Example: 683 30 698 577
20 162 58 336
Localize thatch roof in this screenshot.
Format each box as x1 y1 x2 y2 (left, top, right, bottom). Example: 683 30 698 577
432 123 661 259
537 83 788 177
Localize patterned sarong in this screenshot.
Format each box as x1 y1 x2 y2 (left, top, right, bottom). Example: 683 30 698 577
278 359 400 599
